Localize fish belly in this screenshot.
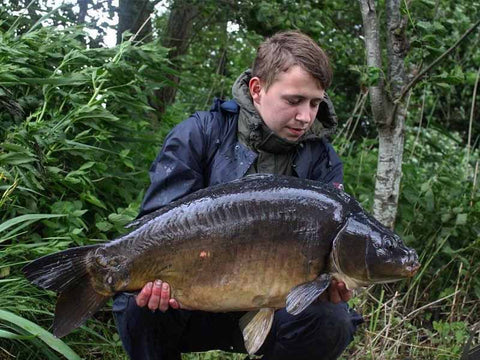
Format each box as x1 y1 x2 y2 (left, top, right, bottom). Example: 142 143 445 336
171 237 321 311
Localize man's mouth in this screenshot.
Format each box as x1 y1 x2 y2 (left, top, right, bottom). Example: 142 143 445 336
286 127 305 136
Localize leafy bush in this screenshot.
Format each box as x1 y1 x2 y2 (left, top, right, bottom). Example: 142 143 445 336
0 23 172 359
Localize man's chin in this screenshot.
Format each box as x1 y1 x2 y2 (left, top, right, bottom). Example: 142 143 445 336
282 132 303 142
280 135 300 142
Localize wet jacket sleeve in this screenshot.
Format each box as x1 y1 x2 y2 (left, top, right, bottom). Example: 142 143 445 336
138 113 214 217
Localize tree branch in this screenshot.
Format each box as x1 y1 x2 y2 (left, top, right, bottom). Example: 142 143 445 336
395 18 480 106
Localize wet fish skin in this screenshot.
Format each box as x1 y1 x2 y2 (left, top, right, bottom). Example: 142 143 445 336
92 176 347 311
23 174 420 353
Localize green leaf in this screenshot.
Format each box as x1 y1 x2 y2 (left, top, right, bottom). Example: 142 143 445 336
420 182 431 192
455 213 468 225
72 228 83 235
474 285 480 300
46 166 64 174
78 161 96 171
84 193 107 210
425 189 435 212
96 221 113 232
0 310 81 360
441 213 452 223
108 213 133 226
123 158 135 169
0 214 65 234
435 82 450 89
21 74 90 86
366 66 381 86
0 266 10 278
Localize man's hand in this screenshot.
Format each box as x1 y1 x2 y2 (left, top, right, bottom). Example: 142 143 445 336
327 279 352 303
318 279 353 304
135 280 180 312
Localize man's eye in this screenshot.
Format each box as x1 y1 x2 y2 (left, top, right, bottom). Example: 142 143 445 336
287 98 301 105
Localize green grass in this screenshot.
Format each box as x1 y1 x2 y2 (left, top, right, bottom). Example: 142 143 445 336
1 16 479 360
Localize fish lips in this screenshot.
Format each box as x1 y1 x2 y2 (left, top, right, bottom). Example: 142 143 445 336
400 261 421 277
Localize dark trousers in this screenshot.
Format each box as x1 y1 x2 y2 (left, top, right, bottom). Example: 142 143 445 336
113 293 363 360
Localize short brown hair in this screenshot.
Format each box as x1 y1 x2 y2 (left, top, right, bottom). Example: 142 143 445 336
252 31 332 90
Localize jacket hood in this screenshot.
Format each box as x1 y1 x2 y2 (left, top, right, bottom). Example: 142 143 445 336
231 69 338 142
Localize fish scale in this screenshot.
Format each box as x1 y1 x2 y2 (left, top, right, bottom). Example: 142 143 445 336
23 174 420 355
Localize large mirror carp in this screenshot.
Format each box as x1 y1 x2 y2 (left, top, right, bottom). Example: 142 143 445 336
23 174 420 355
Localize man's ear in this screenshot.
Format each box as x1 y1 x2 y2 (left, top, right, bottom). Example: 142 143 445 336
249 77 263 104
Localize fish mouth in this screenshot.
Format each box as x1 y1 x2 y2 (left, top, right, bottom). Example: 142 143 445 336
402 262 421 277
368 261 421 283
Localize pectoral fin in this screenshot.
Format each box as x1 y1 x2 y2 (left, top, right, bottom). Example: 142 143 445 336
286 273 332 315
239 308 275 355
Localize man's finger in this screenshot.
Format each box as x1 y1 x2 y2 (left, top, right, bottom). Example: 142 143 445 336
329 280 342 304
136 282 153 307
147 280 163 310
158 282 170 312
334 281 352 302
169 298 179 309
342 289 353 302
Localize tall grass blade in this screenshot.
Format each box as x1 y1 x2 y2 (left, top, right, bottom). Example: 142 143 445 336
0 214 65 235
0 310 81 360
27 4 64 33
0 329 31 340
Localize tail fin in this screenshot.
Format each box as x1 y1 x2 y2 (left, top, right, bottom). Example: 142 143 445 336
23 245 110 337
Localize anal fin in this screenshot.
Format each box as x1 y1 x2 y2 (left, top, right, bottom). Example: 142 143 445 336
53 275 110 338
286 273 332 315
239 308 275 355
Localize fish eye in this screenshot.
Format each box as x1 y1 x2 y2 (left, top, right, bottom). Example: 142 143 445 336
384 237 395 251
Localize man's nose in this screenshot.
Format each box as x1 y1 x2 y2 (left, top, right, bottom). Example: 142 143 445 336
295 104 313 124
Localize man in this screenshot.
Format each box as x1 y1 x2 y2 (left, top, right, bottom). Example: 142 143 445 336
114 30 363 360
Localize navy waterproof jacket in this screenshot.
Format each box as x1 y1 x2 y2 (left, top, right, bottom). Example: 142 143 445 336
138 99 343 217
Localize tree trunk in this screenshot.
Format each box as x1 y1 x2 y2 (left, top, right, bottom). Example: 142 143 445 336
358 0 388 125
23 0 41 27
77 0 90 24
204 17 229 106
358 0 408 229
117 0 154 44
153 1 199 115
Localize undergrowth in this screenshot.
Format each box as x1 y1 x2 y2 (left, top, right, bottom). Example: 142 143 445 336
1 20 479 360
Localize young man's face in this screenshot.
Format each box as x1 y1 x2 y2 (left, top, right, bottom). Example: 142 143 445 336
249 65 325 141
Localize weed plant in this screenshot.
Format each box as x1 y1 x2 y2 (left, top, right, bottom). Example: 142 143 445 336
0 22 170 359
1 21 479 360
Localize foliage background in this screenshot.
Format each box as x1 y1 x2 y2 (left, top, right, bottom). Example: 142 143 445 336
0 0 479 359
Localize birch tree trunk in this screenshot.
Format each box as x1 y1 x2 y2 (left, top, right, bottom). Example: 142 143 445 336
358 0 408 229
